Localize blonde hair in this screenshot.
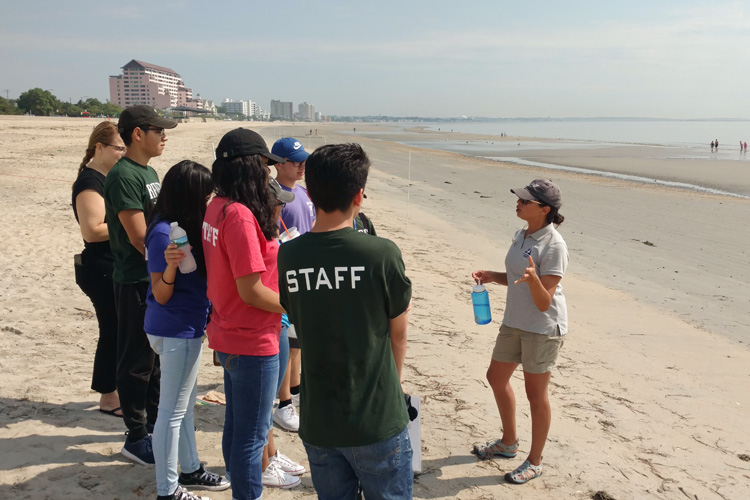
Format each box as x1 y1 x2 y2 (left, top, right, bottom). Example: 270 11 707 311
78 121 119 175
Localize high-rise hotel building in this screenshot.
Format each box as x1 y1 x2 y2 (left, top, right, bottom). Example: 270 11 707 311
270 99 294 120
109 59 204 110
298 102 316 121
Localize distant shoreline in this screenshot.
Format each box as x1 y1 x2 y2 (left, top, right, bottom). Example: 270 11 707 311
348 123 750 198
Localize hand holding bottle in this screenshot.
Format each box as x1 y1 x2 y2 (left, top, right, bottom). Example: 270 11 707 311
164 243 186 267
471 280 492 325
168 221 197 274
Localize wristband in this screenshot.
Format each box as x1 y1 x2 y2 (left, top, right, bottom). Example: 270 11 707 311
161 276 175 286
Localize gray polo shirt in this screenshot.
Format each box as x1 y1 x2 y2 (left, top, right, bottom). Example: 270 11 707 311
503 224 568 336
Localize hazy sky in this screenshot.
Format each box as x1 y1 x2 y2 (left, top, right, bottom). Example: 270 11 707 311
1 1 748 118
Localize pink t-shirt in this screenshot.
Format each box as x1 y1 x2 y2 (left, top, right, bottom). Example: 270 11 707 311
202 197 280 356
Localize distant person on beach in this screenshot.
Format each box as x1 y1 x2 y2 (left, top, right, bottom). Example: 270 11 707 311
144 161 229 499
278 143 413 499
715 139 719 149
104 105 177 465
202 128 286 499
72 121 125 418
471 179 568 485
269 138 315 434
711 140 715 151
744 141 747 151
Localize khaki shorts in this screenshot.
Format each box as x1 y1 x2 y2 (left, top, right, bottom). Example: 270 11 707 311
491 324 564 374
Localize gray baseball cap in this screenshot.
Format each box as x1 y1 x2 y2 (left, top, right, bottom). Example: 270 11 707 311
269 178 295 204
511 179 562 209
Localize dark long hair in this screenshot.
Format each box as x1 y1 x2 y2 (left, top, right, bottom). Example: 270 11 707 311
147 160 213 277
212 154 276 240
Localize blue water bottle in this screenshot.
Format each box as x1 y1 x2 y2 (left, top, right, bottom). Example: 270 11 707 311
472 281 492 325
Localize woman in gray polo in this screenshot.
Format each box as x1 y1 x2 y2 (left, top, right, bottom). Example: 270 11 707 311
471 179 568 485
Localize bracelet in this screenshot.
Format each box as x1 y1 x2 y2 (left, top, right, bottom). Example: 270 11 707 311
161 276 175 286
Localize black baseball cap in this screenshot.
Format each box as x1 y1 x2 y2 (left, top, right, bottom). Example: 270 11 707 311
216 128 285 165
118 105 177 134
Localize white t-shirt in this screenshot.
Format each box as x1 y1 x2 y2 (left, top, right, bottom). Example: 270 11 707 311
502 224 568 336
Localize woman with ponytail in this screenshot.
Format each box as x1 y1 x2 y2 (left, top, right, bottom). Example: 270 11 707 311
72 121 127 416
471 179 568 485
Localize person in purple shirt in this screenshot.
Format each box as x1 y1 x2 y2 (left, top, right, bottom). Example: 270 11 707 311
144 160 229 500
270 138 315 433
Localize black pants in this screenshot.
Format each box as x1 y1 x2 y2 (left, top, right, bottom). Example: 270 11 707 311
113 281 160 442
74 253 118 394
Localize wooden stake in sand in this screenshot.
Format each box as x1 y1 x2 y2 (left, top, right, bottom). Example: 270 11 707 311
406 151 411 230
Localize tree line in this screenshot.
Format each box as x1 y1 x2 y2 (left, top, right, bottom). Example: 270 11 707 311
0 88 123 117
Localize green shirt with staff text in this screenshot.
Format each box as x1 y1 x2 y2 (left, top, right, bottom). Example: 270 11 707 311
278 227 411 447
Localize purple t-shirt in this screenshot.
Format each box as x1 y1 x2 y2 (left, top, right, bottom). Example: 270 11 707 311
278 184 315 235
144 219 209 339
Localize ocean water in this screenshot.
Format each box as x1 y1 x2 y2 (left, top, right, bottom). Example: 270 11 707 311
387 120 750 198
420 119 750 148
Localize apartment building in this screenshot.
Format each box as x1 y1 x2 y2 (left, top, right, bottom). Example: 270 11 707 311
109 59 207 111
223 99 250 117
223 99 264 118
298 102 316 121
270 99 294 120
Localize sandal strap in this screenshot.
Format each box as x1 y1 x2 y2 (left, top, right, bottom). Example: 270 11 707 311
475 438 519 458
508 460 543 482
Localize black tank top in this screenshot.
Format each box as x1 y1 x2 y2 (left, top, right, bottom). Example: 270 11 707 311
72 167 111 259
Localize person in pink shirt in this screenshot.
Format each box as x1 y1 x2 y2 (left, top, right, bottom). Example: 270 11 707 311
201 128 286 500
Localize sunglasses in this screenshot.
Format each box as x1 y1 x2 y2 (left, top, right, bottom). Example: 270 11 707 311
141 126 166 136
518 198 544 206
104 143 127 153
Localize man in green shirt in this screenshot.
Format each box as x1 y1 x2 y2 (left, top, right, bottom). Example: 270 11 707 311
103 105 176 466
278 143 413 499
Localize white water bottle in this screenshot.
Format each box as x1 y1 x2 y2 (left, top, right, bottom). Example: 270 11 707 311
169 221 197 274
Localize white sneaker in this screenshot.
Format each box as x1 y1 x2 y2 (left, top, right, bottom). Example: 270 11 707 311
262 462 301 489
273 404 299 432
291 393 300 407
270 450 306 476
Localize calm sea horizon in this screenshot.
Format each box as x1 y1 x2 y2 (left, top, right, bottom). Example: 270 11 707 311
386 119 750 199
418 119 750 148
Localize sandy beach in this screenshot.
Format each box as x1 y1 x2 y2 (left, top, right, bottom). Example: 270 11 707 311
1 116 749 500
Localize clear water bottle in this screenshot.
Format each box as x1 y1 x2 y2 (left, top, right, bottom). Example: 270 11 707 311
169 221 197 274
472 281 492 325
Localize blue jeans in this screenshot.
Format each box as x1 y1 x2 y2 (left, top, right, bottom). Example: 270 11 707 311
217 351 279 500
303 426 413 500
147 335 202 497
277 325 289 395
266 326 290 432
